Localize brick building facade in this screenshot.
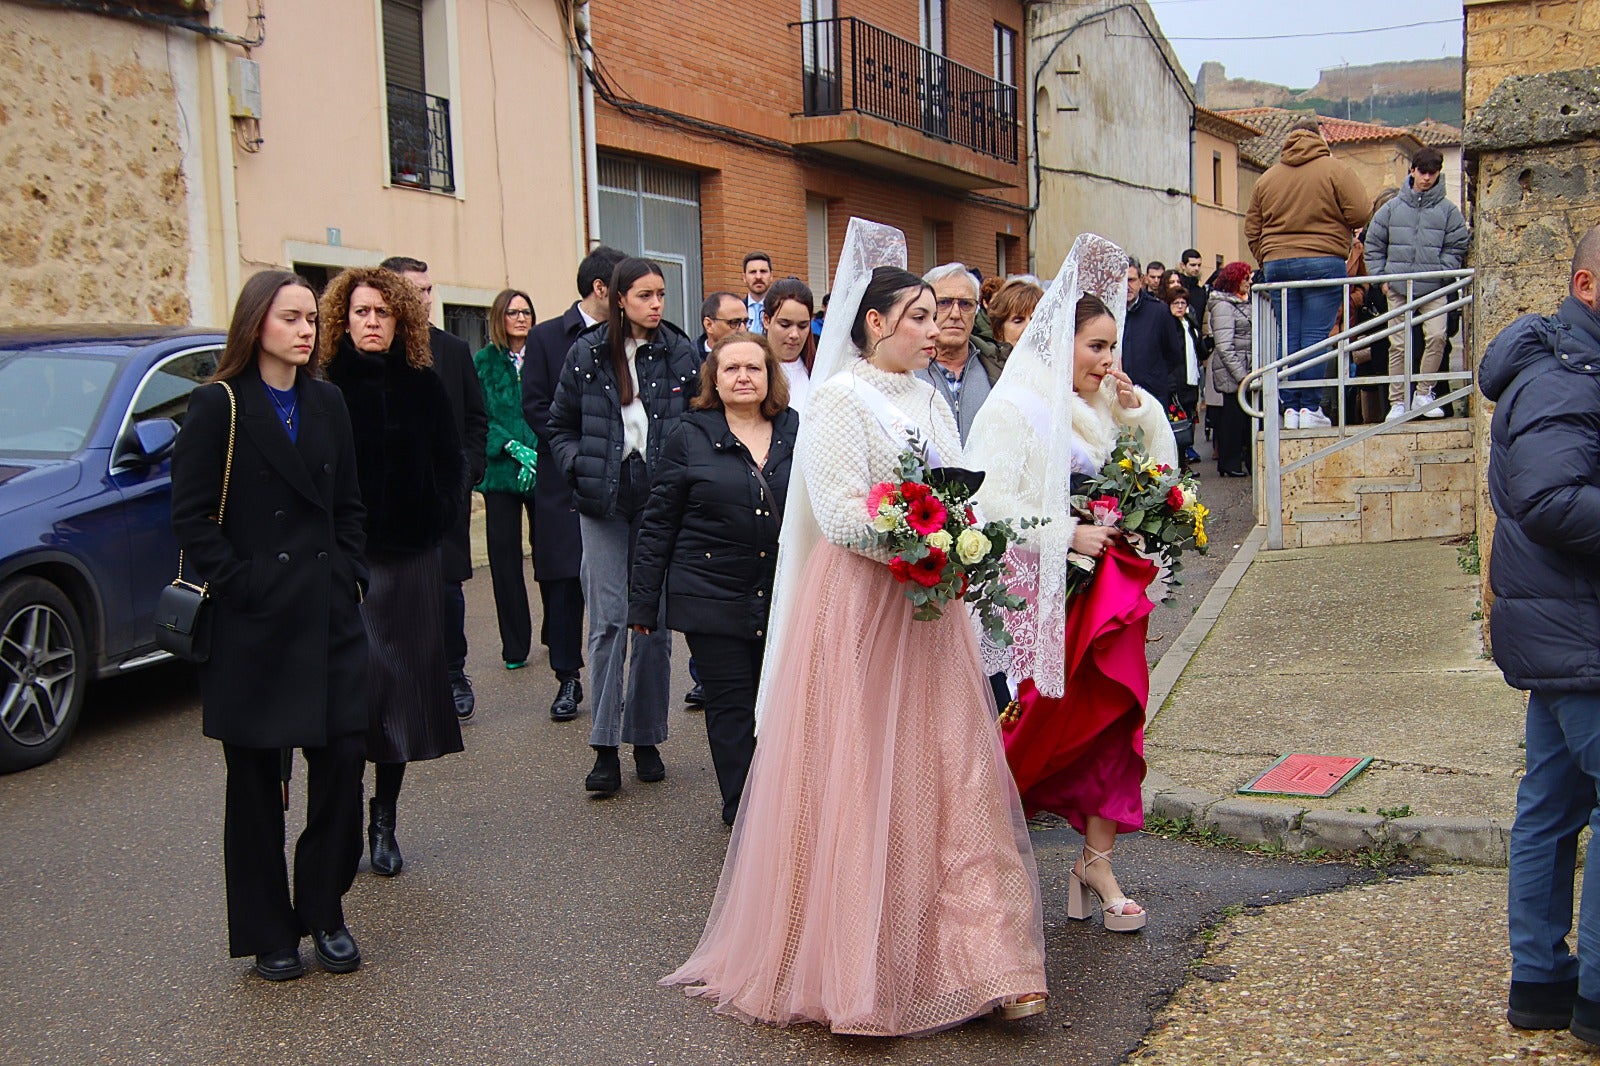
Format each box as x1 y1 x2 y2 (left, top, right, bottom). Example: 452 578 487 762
585 0 1029 326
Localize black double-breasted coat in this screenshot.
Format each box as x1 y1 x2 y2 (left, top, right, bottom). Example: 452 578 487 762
521 303 589 582
429 326 488 583
170 364 370 749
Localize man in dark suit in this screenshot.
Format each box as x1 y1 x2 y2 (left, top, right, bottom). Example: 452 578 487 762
1120 255 1183 408
382 256 488 722
521 245 626 721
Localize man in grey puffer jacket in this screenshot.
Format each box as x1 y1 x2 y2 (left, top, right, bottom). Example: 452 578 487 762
1364 146 1470 420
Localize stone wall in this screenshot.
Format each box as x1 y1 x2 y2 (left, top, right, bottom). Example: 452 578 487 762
1464 0 1600 116
1463 67 1600 616
0 6 191 324
1256 423 1477 549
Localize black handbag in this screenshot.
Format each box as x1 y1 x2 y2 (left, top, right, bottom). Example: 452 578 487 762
1166 397 1195 453
154 381 236 662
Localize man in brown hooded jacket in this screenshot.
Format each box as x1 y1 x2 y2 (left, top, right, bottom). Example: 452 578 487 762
1245 118 1370 430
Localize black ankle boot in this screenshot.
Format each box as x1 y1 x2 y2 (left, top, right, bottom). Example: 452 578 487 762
368 798 402 876
1571 991 1600 1046
585 745 621 795
633 744 665 782
1508 977 1578 1030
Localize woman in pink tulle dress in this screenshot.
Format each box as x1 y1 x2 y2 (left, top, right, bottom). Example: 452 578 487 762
662 248 1048 1036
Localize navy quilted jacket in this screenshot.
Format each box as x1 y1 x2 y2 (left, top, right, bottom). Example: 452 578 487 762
1481 296 1600 691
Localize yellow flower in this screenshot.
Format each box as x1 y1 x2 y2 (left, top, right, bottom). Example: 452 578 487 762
926 530 953 552
955 527 992 564
1118 457 1135 472
1196 524 1209 549
1143 462 1162 478
872 512 898 533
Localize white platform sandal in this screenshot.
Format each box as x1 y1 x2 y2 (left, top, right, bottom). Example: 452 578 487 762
1067 845 1148 933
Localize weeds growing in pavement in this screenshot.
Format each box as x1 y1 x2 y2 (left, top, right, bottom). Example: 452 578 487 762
1377 804 1414 820
1456 533 1480 576
1142 813 1405 868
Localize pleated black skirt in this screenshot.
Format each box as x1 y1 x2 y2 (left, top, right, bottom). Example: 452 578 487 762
362 550 464 763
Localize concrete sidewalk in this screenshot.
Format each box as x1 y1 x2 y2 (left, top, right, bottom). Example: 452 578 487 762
1141 531 1526 866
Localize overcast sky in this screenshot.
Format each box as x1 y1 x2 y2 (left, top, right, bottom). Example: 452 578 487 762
1147 0 1464 90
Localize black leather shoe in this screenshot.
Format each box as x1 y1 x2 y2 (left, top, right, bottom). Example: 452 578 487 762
253 946 304 981
312 927 362 973
1218 469 1249 478
1571 990 1600 1046
1509 978 1578 1030
550 678 582 722
585 745 621 794
684 683 706 708
368 798 402 877
450 671 475 722
634 744 666 783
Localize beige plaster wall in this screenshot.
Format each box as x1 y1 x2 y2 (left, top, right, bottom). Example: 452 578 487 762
217 0 579 319
0 6 192 325
1332 142 1415 205
1465 0 1600 115
1195 127 1246 270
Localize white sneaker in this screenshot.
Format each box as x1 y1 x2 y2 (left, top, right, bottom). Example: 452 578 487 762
1413 389 1446 419
1283 409 1300 430
1385 402 1407 422
1300 407 1333 429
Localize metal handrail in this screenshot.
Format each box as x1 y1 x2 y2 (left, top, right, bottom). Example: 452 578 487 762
1238 270 1474 418
1240 268 1475 550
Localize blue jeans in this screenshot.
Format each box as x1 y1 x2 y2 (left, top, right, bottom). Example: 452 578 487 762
1509 690 1600 997
1262 256 1347 413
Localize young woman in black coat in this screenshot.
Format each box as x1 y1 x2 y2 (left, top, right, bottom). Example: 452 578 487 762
628 333 796 825
171 270 370 981
548 257 701 796
320 267 465 878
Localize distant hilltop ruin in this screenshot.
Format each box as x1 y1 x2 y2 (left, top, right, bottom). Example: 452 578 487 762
1197 58 1463 126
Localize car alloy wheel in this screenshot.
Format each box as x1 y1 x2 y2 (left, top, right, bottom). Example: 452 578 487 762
0 577 85 772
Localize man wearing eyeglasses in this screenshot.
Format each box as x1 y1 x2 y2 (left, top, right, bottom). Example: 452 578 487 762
916 262 1004 444
696 292 749 364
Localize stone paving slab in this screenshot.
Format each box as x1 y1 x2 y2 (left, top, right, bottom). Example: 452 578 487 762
1143 533 1526 866
1129 868 1593 1064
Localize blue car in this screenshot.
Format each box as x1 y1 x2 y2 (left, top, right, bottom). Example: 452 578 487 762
0 326 227 772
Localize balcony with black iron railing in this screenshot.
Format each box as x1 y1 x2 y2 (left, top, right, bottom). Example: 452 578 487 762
387 83 455 194
792 17 1021 190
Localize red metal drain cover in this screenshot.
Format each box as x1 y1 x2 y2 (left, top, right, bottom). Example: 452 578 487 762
1238 753 1372 798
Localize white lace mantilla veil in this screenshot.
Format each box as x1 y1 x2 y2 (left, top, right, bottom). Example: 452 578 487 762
752 218 909 733
966 233 1130 699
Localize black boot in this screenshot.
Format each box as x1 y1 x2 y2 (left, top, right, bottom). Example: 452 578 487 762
1570 991 1600 1046
368 798 403 876
1509 977 1578 1030
634 744 665 783
585 745 621 795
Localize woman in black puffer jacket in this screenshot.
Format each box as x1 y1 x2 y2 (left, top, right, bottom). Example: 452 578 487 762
548 258 701 796
629 333 797 826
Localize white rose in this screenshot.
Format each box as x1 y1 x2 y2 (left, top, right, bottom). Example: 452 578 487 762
955 527 991 565
872 512 898 533
926 530 953 552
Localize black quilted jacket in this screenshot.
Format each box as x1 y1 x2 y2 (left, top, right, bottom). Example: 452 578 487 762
547 321 701 518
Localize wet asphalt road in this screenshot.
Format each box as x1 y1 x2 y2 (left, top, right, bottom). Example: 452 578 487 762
1 456 1362 1066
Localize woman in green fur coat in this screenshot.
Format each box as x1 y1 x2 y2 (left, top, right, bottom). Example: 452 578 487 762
474 288 541 669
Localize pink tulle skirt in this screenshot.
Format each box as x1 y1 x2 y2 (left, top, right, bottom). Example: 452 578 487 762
662 542 1047 1036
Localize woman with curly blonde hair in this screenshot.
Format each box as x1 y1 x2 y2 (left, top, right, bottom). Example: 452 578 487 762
320 266 465 878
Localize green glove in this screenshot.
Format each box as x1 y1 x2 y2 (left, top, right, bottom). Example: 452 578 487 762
505 440 538 493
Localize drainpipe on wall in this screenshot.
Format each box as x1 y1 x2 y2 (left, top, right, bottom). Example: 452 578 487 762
574 2 600 250
1189 112 1198 253
566 26 586 262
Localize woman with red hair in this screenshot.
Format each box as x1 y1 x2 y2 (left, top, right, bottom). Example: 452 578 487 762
1206 261 1255 477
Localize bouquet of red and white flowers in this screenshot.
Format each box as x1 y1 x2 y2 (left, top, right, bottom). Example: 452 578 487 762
862 443 1046 646
1063 429 1210 604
